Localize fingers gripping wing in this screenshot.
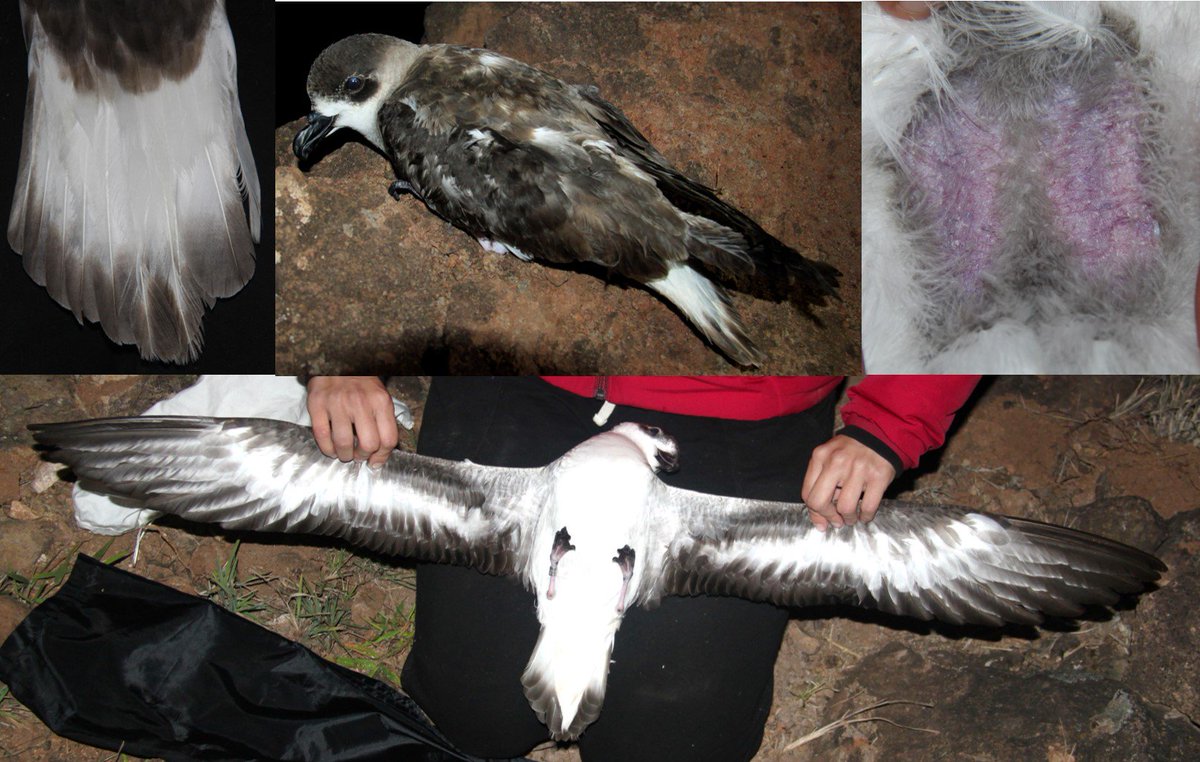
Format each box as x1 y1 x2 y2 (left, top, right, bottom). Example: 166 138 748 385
31 417 540 576
654 490 1164 627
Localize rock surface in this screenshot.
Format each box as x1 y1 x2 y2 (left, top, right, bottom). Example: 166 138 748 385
810 642 1200 760
1125 510 1200 726
275 3 860 374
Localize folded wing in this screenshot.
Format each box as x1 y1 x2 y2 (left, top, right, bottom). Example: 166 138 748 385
31 417 540 576
575 86 841 304
652 489 1163 627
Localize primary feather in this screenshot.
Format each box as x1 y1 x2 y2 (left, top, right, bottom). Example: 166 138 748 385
31 416 1164 740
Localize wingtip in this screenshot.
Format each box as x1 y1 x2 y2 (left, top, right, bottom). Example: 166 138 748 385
785 255 843 305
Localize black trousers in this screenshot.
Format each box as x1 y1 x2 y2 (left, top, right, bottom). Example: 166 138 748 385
401 377 836 761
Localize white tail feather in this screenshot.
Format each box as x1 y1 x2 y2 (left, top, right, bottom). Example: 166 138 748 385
521 616 618 740
646 264 763 367
6 2 258 363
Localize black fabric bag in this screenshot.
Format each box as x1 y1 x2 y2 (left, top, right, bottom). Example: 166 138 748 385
0 555 522 762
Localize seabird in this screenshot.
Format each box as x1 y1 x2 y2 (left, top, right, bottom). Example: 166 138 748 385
291 35 840 367
7 0 261 364
31 417 1163 740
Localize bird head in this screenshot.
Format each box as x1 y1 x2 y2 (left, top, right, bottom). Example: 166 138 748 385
610 422 679 474
293 34 422 160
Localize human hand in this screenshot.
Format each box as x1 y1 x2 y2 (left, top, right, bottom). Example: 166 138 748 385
801 435 897 531
306 376 399 468
879 2 936 21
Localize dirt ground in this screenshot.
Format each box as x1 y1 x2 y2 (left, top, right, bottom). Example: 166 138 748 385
1 376 1198 760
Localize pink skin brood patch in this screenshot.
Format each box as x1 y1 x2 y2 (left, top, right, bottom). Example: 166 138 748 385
905 67 1160 291
905 84 1007 295
1042 73 1160 281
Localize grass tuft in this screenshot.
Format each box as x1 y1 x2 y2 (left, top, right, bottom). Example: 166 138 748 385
281 551 418 686
1112 377 1200 447
334 602 417 687
0 684 27 727
203 540 273 618
286 548 362 648
289 572 356 646
790 680 832 707
1 538 128 606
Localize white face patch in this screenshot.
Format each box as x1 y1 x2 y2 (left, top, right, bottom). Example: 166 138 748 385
311 94 386 151
305 38 426 152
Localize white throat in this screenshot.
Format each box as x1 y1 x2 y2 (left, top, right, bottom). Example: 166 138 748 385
310 40 424 153
312 95 386 151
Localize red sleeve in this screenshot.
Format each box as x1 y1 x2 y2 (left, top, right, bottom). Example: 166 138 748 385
839 375 980 471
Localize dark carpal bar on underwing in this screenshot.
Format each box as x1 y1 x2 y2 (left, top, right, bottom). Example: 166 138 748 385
291 35 840 367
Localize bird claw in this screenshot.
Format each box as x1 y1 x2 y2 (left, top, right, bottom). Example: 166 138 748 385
613 545 635 613
547 527 576 600
388 179 421 202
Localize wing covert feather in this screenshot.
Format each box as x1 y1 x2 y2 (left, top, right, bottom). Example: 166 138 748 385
653 488 1163 626
31 417 542 576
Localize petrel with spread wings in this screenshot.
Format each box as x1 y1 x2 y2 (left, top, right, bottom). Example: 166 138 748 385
32 417 1163 740
7 0 260 364
291 35 840 367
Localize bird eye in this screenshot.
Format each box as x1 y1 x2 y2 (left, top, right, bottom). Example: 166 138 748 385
344 75 364 93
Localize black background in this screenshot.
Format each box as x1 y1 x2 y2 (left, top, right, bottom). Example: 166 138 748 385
0 0 275 372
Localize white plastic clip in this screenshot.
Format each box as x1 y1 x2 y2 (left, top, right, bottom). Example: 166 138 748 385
593 400 616 426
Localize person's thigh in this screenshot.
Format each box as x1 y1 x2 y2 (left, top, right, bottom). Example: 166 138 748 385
401 377 835 760
402 378 600 757
579 396 834 762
